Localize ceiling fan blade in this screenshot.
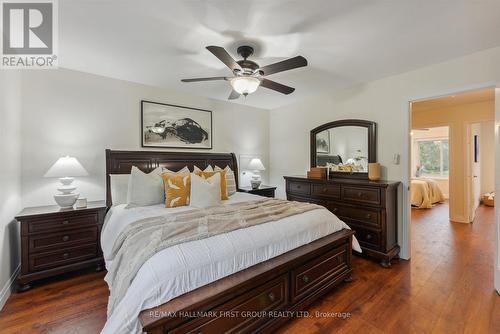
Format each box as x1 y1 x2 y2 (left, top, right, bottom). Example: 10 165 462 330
259 56 307 76
228 90 240 100
181 76 228 82
260 79 295 95
206 46 243 73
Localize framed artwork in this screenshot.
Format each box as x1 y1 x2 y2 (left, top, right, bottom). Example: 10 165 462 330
316 130 330 153
141 100 212 149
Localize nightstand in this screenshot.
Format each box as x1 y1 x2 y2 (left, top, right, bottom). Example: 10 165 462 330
238 185 277 198
15 201 106 291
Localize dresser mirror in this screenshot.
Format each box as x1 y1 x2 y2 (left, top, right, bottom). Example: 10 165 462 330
310 119 377 179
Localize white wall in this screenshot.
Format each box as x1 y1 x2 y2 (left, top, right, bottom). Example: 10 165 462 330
0 71 22 308
20 69 270 207
480 121 495 194
269 46 500 259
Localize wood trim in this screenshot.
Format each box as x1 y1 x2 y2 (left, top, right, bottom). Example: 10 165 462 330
310 119 377 179
105 149 239 207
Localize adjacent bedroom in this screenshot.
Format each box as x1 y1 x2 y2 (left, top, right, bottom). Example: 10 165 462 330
1 1 500 334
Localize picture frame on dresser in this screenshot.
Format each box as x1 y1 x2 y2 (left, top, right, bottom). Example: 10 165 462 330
141 100 213 149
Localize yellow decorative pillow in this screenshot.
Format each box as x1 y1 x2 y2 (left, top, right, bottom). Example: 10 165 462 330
161 173 191 208
194 170 228 200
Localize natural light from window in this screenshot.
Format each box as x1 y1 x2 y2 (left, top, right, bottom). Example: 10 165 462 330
412 126 449 178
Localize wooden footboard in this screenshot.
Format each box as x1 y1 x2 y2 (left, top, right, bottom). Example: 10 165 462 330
139 229 354 334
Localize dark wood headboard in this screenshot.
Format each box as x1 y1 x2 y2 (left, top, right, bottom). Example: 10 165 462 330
105 149 239 207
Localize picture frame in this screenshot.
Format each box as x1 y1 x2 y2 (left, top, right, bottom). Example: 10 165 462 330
316 130 330 153
141 100 212 149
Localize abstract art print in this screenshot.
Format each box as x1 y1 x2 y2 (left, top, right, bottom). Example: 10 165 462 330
141 100 212 149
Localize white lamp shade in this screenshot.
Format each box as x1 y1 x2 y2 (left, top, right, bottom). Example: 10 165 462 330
247 158 265 171
230 76 260 95
44 156 89 178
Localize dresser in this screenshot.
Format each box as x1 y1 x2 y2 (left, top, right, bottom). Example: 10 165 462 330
15 201 106 291
284 176 400 267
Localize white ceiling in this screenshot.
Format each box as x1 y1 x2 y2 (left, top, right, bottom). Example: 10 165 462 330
60 0 500 109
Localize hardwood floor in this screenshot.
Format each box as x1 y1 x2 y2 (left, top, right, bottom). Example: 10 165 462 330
1 203 499 333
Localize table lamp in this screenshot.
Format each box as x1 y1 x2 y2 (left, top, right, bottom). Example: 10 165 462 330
44 156 89 208
247 158 265 189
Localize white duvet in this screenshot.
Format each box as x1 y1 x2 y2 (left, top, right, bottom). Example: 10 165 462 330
100 192 360 334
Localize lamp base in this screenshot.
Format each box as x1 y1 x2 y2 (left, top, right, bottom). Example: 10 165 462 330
54 193 79 208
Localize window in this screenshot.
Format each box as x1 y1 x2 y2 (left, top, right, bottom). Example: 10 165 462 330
416 139 449 177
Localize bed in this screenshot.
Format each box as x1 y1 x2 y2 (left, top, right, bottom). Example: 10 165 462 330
411 178 445 209
102 150 360 334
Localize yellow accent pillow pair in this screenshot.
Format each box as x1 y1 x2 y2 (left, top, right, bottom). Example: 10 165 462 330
194 170 228 200
162 167 228 208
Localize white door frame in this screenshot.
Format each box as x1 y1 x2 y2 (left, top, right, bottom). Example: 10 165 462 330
403 83 498 272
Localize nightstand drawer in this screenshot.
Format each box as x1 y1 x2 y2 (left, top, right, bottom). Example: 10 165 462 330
29 227 98 253
27 213 98 234
29 244 98 272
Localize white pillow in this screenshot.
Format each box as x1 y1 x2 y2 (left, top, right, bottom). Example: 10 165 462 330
190 173 221 208
193 165 213 174
214 165 237 196
126 166 164 206
109 174 130 205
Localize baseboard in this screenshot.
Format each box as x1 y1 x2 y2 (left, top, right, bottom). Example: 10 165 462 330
0 265 20 311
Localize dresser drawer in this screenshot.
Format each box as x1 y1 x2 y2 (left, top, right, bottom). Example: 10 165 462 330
27 213 99 234
288 194 327 207
29 244 97 272
347 223 381 250
311 183 340 199
29 227 98 254
287 181 311 196
342 186 381 206
170 275 288 334
329 204 380 227
291 245 348 304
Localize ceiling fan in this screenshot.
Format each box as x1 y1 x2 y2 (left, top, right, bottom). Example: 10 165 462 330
181 45 307 99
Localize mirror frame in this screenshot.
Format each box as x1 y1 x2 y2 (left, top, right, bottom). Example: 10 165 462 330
310 119 377 179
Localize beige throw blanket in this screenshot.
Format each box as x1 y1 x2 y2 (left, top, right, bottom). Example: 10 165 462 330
105 198 322 315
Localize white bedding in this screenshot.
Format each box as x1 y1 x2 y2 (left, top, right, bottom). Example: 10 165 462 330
101 192 360 334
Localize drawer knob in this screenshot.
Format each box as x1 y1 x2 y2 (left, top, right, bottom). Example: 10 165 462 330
366 234 372 240
366 214 371 219
61 220 69 225
322 187 327 193
357 192 363 197
268 292 276 302
302 275 310 283
297 185 301 189
63 253 69 259
62 235 70 242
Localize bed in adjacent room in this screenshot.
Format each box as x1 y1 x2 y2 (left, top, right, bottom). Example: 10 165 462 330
411 178 445 209
101 150 360 334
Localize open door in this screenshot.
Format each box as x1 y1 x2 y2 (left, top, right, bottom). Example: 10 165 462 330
495 87 500 294
469 123 481 222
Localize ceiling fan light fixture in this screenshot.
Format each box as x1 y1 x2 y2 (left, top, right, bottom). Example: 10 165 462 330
230 76 260 95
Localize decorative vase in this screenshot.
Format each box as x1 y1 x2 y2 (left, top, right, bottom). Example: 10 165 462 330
368 163 381 181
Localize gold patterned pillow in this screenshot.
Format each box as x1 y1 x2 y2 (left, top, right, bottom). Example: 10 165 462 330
194 170 228 200
162 173 191 208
